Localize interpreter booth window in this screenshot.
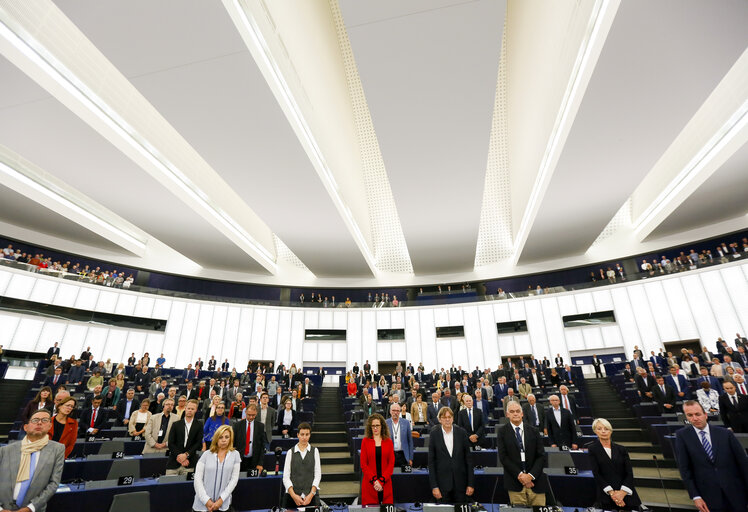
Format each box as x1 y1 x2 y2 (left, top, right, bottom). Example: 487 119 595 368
435 326 465 338
304 329 346 341
562 310 616 327
496 320 528 335
378 329 405 341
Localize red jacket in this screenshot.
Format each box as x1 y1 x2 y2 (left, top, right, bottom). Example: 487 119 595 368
360 437 394 505
50 416 78 458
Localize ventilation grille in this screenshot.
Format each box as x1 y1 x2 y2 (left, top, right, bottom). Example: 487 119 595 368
474 24 513 268
591 199 632 246
273 234 309 271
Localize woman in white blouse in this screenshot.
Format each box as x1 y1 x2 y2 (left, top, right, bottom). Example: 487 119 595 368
696 381 720 414
128 398 152 439
193 425 241 512
276 398 298 438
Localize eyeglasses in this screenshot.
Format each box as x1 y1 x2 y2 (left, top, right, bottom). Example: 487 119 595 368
29 418 51 425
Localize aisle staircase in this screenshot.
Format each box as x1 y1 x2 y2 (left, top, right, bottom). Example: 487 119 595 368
585 377 695 511
314 386 359 503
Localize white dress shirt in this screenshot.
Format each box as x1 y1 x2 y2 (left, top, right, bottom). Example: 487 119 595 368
442 427 454 456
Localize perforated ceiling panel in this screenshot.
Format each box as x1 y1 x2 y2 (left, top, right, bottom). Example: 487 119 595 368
474 27 513 268
273 234 309 272
591 198 632 247
331 0 414 275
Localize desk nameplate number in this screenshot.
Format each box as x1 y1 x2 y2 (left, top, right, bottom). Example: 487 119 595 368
402 465 412 473
454 504 470 512
111 451 125 459
249 469 260 477
381 505 395 512
117 475 133 486
564 466 577 475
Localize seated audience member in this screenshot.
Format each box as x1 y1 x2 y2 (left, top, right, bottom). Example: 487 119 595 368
49 396 78 458
143 398 179 454
719 382 748 433
651 376 677 413
0 409 64 512
361 413 394 505
347 379 358 397
458 395 486 448
232 404 265 473
545 395 578 449
710 358 724 377
67 360 84 385
622 363 634 382
193 425 241 512
203 401 230 451
166 399 203 475
79 395 107 437
428 407 475 504
587 418 641 509
387 403 413 467
696 381 720 414
516 378 532 399
102 379 121 408
86 369 103 391
281 422 321 508
128 398 152 439
497 401 546 506
276 399 298 438
634 369 654 399
43 366 66 393
502 388 521 410
21 386 54 423
116 388 139 426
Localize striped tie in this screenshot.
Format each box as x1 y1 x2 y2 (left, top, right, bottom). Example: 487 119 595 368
699 430 714 462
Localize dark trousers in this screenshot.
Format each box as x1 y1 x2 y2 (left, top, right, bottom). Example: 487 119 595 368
240 455 257 472
593 365 603 378
437 489 467 504
394 450 407 467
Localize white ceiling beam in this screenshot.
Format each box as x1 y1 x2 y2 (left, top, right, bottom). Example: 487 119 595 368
0 0 279 274
633 49 748 241
509 0 620 265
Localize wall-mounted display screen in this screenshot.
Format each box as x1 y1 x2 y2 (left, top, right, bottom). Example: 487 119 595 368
562 310 616 327
436 326 464 338
378 328 405 341
497 320 528 335
304 329 346 341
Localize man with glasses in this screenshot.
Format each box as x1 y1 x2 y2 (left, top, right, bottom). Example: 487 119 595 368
0 409 65 512
386 403 413 467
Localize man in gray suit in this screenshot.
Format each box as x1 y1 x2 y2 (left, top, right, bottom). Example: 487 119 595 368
0 409 64 512
259 392 277 449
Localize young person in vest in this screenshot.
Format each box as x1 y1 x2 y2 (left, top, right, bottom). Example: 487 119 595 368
281 422 321 508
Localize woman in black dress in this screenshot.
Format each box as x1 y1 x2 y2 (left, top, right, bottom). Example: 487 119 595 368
587 418 642 509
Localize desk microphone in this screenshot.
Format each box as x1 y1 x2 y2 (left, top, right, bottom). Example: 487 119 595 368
274 446 283 475
652 455 672 512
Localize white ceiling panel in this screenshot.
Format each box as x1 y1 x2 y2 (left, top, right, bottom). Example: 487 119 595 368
520 0 748 262
651 141 748 237
52 0 371 277
0 57 268 273
341 0 505 274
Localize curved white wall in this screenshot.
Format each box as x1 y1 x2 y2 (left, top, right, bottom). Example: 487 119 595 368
0 260 746 371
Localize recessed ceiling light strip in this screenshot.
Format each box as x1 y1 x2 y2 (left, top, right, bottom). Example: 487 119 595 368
228 0 378 273
511 0 616 264
0 15 277 270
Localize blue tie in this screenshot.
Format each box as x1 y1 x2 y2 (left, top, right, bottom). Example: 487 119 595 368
699 430 714 462
16 451 37 507
468 409 473 428
515 426 524 451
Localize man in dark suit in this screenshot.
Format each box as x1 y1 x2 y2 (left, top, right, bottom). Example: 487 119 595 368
630 355 645 372
675 400 748 511
233 404 265 472
79 395 107 437
440 389 458 412
554 354 564 367
522 394 545 432
622 363 634 382
207 356 217 372
46 342 60 359
696 367 723 394
116 388 140 427
493 377 510 403
558 386 578 420
221 359 230 372
133 366 152 393
591 354 603 378
497 401 547 506
166 399 204 475
79 346 91 362
545 395 578 449
666 366 692 400
651 376 677 413
258 393 276 449
634 369 654 399
719 382 748 433
427 392 442 426
43 367 66 393
457 395 486 448
300 378 314 398
428 407 474 503
127 353 137 366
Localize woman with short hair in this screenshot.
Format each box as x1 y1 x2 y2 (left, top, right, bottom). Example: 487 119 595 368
129 398 151 439
587 418 641 509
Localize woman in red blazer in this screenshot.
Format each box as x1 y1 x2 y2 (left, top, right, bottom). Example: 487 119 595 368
49 396 79 458
360 413 395 505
